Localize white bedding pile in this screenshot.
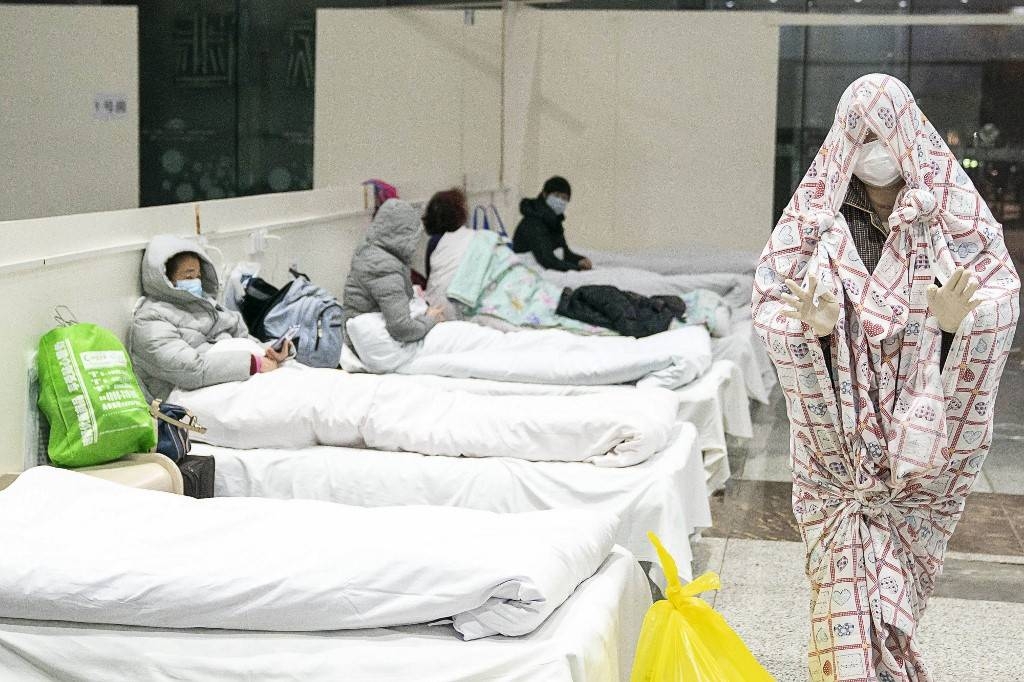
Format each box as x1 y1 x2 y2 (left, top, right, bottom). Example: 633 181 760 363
534 261 754 310
0 467 618 640
0 547 650 682
532 266 774 403
171 367 677 467
343 317 712 390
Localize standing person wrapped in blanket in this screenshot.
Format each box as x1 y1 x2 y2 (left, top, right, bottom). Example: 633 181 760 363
752 74 1018 681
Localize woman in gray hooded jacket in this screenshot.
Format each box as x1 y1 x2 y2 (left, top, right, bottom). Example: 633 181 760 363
128 235 290 401
343 199 445 350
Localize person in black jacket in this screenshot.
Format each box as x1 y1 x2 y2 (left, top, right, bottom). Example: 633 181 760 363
512 176 592 272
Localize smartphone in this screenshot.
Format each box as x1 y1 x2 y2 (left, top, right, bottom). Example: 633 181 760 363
271 325 301 352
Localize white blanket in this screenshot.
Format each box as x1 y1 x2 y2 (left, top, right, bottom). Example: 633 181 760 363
170 367 677 467
344 317 712 390
533 265 773 403
0 547 649 682
196 422 710 580
0 467 617 640
535 261 754 310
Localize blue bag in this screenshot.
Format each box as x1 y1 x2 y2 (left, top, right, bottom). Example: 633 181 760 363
149 401 206 463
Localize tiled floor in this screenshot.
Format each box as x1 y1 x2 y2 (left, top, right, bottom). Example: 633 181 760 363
693 332 1024 680
693 538 1024 681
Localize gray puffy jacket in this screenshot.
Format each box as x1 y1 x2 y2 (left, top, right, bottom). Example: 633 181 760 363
127 235 253 401
343 199 436 346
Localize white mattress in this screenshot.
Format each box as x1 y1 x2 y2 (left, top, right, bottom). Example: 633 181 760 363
196 423 710 579
0 546 649 682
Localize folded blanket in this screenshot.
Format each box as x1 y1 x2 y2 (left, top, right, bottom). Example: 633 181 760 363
171 365 678 467
345 316 712 391
0 467 619 639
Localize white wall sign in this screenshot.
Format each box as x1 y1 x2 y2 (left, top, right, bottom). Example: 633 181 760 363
93 93 128 120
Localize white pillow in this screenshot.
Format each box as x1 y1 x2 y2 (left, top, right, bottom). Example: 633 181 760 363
345 313 420 372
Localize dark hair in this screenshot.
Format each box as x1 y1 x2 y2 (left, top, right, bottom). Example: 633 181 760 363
542 176 571 199
165 251 201 280
423 188 468 236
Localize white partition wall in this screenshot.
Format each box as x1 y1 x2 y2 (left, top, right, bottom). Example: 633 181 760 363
0 6 139 221
315 9 778 251
314 9 502 198
511 11 780 253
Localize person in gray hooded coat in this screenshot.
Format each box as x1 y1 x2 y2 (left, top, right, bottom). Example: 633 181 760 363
343 199 445 350
128 235 289 401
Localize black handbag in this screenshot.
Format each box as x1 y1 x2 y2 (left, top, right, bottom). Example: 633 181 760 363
149 400 207 463
177 455 216 499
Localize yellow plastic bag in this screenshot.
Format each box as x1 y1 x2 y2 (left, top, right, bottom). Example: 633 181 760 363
630 532 776 682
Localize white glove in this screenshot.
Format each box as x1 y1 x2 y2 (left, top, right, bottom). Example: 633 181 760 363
927 267 981 333
782 276 840 337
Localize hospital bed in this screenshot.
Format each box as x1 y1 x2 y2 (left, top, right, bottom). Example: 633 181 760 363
0 468 649 682
371 361 753 491
194 422 711 580
0 547 647 682
535 265 776 405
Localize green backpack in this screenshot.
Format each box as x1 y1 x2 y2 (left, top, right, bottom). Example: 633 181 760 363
37 323 156 467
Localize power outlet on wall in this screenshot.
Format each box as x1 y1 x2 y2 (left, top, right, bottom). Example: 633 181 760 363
248 229 270 255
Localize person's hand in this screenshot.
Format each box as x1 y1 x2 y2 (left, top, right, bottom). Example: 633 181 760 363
578 258 593 271
259 355 280 373
927 267 981 333
265 340 292 363
427 305 447 322
781 275 840 337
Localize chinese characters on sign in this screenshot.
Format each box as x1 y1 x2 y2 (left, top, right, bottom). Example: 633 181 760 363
93 94 128 121
174 11 235 88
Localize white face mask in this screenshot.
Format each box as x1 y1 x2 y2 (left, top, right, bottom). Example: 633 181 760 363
853 140 902 188
546 195 568 216
174 278 204 298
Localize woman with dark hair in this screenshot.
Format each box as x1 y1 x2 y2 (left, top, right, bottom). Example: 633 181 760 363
423 188 473 318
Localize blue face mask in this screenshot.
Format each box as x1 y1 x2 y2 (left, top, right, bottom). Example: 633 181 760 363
546 195 568 216
175 278 204 298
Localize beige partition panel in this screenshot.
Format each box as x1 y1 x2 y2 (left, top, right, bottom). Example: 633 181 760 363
0 6 139 221
517 11 779 253
314 9 501 198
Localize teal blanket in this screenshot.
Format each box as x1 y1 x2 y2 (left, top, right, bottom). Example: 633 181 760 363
447 231 607 333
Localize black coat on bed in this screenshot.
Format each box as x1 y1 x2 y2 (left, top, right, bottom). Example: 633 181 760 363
556 285 687 338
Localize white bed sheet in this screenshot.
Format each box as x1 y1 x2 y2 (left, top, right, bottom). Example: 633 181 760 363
0 546 649 682
195 422 710 580
537 264 753 309
344 317 712 391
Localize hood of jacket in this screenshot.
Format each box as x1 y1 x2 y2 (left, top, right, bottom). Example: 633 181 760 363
363 199 424 264
141 234 219 305
519 196 565 229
